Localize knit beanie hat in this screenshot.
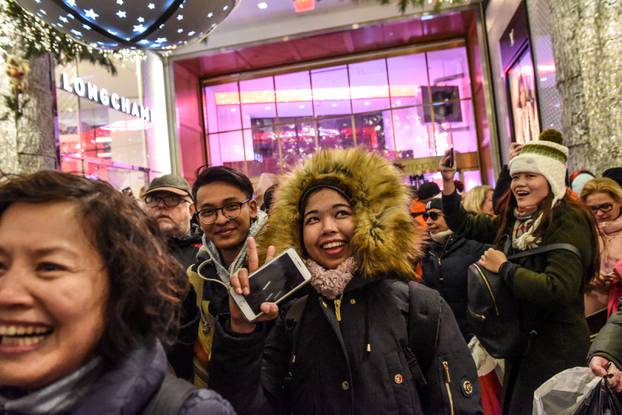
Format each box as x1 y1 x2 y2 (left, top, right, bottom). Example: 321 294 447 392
508 129 568 205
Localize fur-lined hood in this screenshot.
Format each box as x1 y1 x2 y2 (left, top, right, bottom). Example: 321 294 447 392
257 147 424 278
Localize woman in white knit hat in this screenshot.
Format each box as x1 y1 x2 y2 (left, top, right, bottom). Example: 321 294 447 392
438 129 599 415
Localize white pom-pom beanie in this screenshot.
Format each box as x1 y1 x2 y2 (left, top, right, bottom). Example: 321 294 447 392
508 129 568 205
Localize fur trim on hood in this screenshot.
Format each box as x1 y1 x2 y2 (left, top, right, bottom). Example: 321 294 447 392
257 148 424 278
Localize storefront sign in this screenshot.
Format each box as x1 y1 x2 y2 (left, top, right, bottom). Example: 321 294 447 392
59 73 152 122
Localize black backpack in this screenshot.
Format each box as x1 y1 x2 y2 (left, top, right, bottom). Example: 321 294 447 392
142 372 196 415
466 243 581 359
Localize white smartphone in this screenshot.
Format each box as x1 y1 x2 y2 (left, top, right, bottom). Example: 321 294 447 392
230 248 312 321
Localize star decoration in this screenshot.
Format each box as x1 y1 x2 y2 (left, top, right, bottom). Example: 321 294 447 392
177 14 183 20
70 29 83 37
65 0 76 7
116 0 124 4
38 9 47 15
116 10 126 18
148 3 155 9
154 37 167 43
207 12 213 18
82 24 91 30
84 8 99 20
137 16 145 22
67 13 75 19
177 28 183 33
133 24 146 33
188 31 196 36
59 15 68 23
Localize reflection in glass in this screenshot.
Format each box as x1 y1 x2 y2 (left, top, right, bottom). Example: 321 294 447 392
202 46 479 180
240 77 276 130
311 65 350 116
204 82 241 133
349 59 390 113
317 116 353 150
387 53 428 108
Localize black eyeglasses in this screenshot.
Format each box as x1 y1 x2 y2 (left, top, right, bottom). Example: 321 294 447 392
422 211 443 221
589 203 613 214
144 194 189 208
196 199 250 225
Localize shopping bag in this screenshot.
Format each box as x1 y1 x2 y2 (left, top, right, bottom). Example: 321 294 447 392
573 377 622 415
533 367 600 415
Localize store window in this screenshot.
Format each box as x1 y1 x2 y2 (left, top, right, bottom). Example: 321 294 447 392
202 45 480 184
55 59 155 194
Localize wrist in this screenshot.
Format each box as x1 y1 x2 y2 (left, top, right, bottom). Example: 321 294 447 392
230 318 256 334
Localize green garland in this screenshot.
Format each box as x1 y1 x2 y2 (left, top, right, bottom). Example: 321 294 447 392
376 0 466 13
0 0 116 73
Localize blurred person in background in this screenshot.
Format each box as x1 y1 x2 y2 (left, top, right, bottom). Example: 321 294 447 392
581 178 622 318
463 185 495 217
0 171 233 415
143 174 201 381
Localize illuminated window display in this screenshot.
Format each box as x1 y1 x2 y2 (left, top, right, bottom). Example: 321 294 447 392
56 59 157 193
203 45 482 184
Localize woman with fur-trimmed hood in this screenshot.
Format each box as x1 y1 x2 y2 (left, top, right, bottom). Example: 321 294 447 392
208 148 482 415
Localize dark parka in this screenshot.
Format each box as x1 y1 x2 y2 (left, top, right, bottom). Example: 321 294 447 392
166 230 202 381
208 148 482 415
442 191 597 415
422 234 487 340
0 341 235 415
210 276 481 415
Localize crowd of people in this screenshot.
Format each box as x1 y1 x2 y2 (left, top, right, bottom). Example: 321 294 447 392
2 129 622 414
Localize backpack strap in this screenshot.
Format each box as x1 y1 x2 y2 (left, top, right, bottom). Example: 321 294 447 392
507 242 581 261
407 282 441 377
143 372 196 415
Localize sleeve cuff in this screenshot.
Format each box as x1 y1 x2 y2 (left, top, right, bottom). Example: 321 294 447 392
500 261 519 285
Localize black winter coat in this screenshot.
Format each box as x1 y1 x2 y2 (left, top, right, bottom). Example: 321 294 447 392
166 231 201 381
209 275 482 415
422 234 487 340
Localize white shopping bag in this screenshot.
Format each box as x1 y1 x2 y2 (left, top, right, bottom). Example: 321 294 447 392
532 366 600 415
468 336 504 380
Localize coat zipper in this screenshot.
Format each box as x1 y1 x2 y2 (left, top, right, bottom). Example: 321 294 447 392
334 295 343 322
442 361 455 415
472 264 500 316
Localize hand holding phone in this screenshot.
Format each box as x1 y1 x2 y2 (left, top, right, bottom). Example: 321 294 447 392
228 237 278 333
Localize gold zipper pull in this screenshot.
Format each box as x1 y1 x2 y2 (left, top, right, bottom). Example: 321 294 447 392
334 296 342 322
442 360 452 384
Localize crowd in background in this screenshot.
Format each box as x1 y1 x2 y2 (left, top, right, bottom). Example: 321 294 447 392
2 129 622 414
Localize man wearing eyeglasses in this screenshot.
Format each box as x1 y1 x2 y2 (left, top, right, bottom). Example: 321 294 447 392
143 174 201 381
420 197 486 340
188 166 268 387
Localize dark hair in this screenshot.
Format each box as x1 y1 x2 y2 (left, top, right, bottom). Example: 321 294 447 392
261 184 278 212
494 187 599 281
192 166 253 201
0 171 186 366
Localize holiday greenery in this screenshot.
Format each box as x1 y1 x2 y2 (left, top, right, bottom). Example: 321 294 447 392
0 0 117 74
377 0 466 13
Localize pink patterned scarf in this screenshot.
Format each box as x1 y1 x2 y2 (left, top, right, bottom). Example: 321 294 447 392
305 257 359 299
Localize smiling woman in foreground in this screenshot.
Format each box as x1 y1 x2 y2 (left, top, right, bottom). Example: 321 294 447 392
0 171 233 415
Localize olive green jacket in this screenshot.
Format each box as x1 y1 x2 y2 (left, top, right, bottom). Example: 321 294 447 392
442 191 597 415
589 309 622 368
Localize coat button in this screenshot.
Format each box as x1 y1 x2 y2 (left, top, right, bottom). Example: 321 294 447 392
341 381 350 391
394 374 404 384
349 298 356 305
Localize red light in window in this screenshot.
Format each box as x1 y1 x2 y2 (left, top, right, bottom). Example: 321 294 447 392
294 0 315 13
